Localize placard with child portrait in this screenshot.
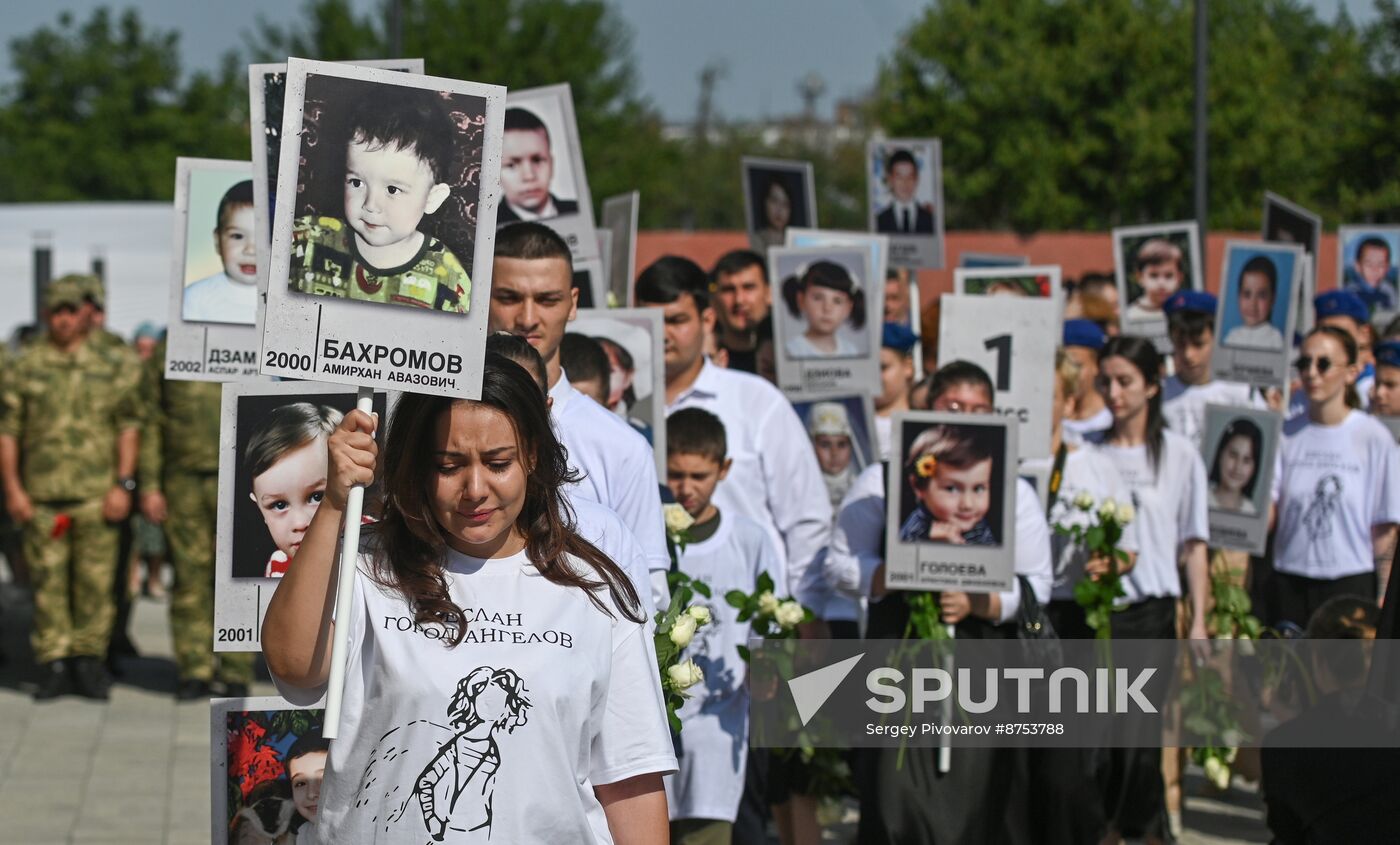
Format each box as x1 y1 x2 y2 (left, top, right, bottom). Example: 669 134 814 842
163 158 266 382
959 252 1029 269
883 411 1018 593
1262 192 1321 333
1212 240 1303 389
501 84 598 261
1200 404 1281 555
214 382 390 652
601 191 639 307
743 157 817 254
866 138 945 270
937 294 1058 460
260 58 504 397
570 256 606 310
1338 225 1400 319
954 265 1065 316
768 245 881 401
1112 221 1202 349
568 308 667 477
791 393 877 512
248 59 425 298
212 697 326 845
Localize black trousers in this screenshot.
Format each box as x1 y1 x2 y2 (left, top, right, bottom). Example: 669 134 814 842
1271 569 1377 633
1101 597 1176 840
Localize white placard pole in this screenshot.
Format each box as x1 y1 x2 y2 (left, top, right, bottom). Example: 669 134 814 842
323 386 374 739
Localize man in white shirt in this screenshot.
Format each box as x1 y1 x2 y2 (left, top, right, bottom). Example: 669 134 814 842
1160 290 1265 450
488 223 669 602
634 256 833 613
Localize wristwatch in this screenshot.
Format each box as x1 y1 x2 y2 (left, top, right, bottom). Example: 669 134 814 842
116 476 137 493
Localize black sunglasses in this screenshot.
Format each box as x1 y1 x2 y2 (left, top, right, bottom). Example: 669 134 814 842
1294 355 1334 375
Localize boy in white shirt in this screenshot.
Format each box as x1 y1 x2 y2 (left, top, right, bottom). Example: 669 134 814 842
1160 289 1263 450
1061 319 1113 445
663 408 780 844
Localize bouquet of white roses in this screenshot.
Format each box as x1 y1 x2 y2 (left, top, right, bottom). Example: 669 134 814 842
725 571 811 660
1054 493 1135 640
654 571 712 732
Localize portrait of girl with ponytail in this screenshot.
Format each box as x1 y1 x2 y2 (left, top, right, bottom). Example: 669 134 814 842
780 259 868 358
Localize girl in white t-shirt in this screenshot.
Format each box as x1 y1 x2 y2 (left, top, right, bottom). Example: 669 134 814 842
1273 326 1400 629
262 354 676 844
1091 336 1210 843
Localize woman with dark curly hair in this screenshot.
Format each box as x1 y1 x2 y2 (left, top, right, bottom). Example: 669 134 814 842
262 353 675 843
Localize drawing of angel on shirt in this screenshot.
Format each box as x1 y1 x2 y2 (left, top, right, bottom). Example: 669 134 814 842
415 666 531 842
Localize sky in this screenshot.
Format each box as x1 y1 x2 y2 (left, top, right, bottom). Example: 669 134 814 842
0 0 1383 123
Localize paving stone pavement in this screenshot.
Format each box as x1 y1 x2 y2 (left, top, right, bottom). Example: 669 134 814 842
0 584 276 845
0 581 1268 844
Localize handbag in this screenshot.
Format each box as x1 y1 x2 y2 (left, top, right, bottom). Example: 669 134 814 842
1015 574 1063 665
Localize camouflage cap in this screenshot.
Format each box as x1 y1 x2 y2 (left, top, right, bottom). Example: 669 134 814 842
44 276 88 310
64 273 106 308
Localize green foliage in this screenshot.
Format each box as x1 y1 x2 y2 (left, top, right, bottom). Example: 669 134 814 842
0 8 246 201
878 0 1396 229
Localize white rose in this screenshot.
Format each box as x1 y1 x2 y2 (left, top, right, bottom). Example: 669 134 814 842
669 615 697 647
666 659 705 690
664 503 695 536
1215 631 1234 641
687 605 712 625
1073 491 1095 511
757 591 780 616
1114 503 1135 525
1224 747 1238 765
1203 755 1230 791
775 600 806 629
1097 498 1118 521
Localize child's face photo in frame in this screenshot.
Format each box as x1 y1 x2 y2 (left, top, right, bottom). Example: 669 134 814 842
744 161 813 250
1116 227 1197 319
961 271 1053 299
793 394 875 480
774 251 870 361
896 421 1007 548
1262 195 1320 257
1217 247 1295 352
287 73 487 315
498 99 580 223
869 141 939 235
232 392 387 579
224 708 326 843
1206 415 1267 515
1341 228 1400 294
181 167 258 326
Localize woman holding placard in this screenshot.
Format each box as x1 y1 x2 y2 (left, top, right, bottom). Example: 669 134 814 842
261 354 674 843
1272 326 1400 630
1089 336 1210 843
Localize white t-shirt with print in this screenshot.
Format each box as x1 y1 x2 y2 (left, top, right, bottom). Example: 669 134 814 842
1161 377 1263 452
276 545 676 844
1091 430 1209 603
1274 411 1400 580
665 513 780 822
1025 449 1140 602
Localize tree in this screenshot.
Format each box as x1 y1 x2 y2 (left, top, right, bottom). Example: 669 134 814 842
876 0 1379 231
0 8 246 202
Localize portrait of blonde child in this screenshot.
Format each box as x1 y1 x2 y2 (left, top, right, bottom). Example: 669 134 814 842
183 179 258 325
291 90 470 313
781 260 867 358
1223 256 1284 350
899 424 1000 545
1124 238 1185 323
245 402 343 578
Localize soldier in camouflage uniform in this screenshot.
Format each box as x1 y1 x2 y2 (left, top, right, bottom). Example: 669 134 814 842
139 338 255 699
74 274 142 661
0 276 143 700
